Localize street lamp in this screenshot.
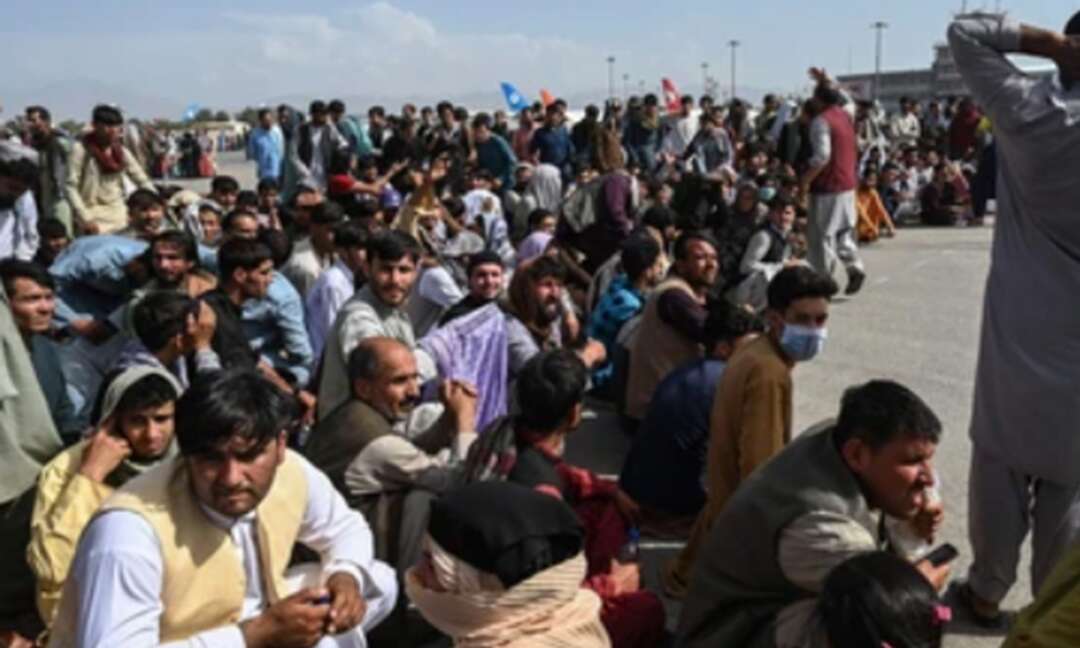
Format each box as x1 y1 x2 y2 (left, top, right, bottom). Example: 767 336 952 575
622 73 630 99
872 21 889 102
606 56 616 101
728 40 740 100
701 62 710 97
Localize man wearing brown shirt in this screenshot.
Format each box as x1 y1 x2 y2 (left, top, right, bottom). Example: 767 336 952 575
666 265 837 595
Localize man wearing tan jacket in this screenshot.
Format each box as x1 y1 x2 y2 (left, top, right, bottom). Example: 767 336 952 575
665 265 837 596
65 105 155 235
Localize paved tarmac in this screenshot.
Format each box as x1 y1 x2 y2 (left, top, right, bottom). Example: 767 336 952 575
188 153 1022 646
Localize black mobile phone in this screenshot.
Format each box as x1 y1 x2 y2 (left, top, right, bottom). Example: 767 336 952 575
313 594 332 605
924 543 958 567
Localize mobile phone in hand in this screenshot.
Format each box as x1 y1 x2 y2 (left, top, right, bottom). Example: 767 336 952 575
312 594 332 605
924 543 958 567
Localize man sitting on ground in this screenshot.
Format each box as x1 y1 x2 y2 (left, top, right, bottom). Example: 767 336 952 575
318 231 436 420
464 349 665 648
49 369 398 647
624 230 719 425
619 301 761 535
28 366 182 626
586 232 664 394
677 380 949 647
667 265 838 596
0 259 83 443
113 292 221 390
305 337 477 572
437 250 504 327
306 222 369 362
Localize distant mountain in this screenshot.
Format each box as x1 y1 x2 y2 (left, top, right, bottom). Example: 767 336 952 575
3 79 185 122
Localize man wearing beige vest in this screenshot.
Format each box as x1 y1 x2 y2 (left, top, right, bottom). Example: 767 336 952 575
624 231 719 425
49 370 397 648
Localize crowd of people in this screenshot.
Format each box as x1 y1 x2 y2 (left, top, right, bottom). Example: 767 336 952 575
4 9 1080 648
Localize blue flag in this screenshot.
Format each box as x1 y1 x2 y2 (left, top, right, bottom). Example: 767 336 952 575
181 103 201 122
500 83 529 113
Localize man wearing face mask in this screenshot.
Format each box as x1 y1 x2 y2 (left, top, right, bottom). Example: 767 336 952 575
665 265 837 597
305 337 477 572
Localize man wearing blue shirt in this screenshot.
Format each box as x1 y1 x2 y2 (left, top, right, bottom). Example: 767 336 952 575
529 104 575 183
246 109 284 183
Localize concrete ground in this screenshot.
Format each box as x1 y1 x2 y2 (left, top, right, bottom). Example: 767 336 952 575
189 153 1023 646
567 223 1027 647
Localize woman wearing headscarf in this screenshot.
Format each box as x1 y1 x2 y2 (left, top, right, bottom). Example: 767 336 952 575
27 365 182 627
406 481 611 647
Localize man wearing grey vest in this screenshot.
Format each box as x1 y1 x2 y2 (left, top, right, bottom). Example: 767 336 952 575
304 337 477 573
677 381 949 648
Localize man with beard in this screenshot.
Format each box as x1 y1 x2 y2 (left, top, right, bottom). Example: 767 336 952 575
0 141 41 262
317 231 436 420
503 255 605 379
48 369 398 647
625 231 719 424
28 366 182 627
305 337 478 572
65 105 155 235
25 105 73 234
731 192 800 311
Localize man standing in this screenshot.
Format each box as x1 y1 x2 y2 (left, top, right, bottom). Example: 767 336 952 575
247 108 284 184
25 106 73 234
289 100 348 194
625 231 718 424
891 97 923 150
666 265 838 596
65 105 155 235
329 99 373 161
663 95 699 158
800 69 866 296
0 141 41 261
305 337 477 569
283 201 344 298
950 10 1080 626
48 370 397 647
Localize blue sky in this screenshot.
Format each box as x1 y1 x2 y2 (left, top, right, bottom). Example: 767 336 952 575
1 1 1074 117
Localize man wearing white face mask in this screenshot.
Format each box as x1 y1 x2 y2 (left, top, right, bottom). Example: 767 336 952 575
665 265 837 597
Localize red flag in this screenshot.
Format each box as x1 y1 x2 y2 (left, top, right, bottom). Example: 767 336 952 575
540 89 556 107
661 78 681 113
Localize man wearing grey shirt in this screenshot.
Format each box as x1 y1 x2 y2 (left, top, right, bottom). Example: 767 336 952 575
949 10 1080 625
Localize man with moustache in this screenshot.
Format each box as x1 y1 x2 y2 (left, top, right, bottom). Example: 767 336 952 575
48 369 397 648
305 337 478 570
317 231 436 420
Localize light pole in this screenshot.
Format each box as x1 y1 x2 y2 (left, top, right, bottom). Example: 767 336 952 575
701 62 710 97
728 40 740 100
872 21 888 102
622 73 630 100
606 56 616 101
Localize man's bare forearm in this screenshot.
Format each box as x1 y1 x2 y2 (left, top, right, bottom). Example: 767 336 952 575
1019 24 1066 60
